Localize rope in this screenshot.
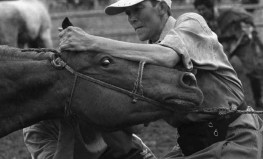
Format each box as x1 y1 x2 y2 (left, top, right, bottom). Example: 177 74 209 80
21 48 60 54
236 109 263 114
192 107 263 115
132 61 146 103
65 74 78 117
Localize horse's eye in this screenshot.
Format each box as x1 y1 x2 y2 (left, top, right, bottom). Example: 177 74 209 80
101 58 111 67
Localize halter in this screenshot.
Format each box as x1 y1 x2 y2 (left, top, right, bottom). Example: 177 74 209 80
50 55 169 116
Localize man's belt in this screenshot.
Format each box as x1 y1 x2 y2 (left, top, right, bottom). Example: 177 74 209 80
177 102 247 156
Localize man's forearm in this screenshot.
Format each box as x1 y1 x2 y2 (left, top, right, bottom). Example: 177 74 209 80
90 35 180 68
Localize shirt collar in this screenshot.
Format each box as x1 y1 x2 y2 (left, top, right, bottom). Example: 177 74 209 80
148 16 176 44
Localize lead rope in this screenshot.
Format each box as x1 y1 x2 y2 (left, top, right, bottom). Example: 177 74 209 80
192 107 263 115
131 61 146 103
21 48 60 54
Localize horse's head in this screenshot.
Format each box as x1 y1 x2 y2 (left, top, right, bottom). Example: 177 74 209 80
61 50 204 129
59 18 204 129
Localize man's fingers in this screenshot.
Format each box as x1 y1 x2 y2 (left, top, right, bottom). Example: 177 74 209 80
58 29 66 38
59 44 71 51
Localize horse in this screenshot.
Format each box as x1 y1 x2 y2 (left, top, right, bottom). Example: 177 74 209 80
0 43 204 138
0 0 52 48
217 9 263 108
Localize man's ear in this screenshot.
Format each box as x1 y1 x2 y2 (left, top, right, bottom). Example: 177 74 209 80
156 1 168 16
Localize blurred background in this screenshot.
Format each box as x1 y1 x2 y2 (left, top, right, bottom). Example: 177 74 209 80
1 0 263 158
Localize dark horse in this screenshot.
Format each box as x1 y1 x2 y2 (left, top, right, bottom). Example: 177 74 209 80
0 43 204 138
217 9 263 107
0 0 52 48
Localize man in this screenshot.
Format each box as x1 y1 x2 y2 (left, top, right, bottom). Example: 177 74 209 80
24 118 155 159
193 0 221 35
193 0 254 40
25 0 263 158
194 0 263 108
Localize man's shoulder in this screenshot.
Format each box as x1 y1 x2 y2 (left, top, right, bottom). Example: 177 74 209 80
175 12 212 34
175 12 207 28
176 12 205 22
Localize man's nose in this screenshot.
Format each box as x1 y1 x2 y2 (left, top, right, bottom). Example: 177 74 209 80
128 14 138 24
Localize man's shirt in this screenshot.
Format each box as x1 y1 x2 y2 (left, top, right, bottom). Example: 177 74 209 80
152 14 244 124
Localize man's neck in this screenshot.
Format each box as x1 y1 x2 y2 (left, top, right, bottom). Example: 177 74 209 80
149 15 169 43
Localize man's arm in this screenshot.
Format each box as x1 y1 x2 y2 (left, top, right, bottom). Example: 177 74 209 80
59 27 180 68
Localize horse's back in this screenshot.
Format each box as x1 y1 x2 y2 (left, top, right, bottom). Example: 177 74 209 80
15 0 51 40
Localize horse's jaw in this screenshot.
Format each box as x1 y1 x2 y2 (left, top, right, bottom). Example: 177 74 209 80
142 68 204 112
70 76 172 129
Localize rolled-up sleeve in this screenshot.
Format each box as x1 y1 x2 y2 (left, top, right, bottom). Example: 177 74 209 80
160 13 231 72
23 120 59 159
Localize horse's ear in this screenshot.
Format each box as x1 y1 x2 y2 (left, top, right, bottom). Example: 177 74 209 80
62 17 73 29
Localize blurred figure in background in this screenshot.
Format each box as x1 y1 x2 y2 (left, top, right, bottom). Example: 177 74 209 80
0 0 52 48
194 0 263 108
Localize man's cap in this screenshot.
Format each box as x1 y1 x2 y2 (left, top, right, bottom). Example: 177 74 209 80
105 0 172 15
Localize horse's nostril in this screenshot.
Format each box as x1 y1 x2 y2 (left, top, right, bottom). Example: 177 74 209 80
182 73 197 87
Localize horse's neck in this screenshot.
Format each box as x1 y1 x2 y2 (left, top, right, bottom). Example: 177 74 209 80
0 60 71 137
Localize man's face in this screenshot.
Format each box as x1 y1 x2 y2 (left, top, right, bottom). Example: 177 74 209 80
195 4 213 21
125 0 163 42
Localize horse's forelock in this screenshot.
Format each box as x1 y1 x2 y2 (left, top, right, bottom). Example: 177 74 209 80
0 46 55 61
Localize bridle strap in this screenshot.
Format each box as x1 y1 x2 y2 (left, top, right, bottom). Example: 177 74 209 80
51 57 168 116
132 61 146 103
65 74 78 117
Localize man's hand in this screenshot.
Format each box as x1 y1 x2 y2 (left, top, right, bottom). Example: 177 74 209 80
59 26 95 52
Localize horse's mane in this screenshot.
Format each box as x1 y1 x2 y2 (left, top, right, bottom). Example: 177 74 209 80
0 45 56 61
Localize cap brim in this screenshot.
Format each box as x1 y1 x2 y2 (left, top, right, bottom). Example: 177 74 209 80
105 0 144 15
105 6 126 15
